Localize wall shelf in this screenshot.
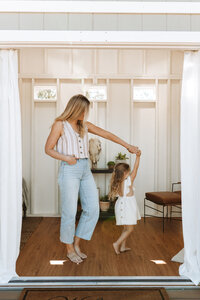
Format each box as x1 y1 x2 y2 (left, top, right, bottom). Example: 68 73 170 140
91 168 113 174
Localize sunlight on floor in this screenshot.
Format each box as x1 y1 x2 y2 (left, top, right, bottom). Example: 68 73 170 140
50 260 67 265
150 260 167 265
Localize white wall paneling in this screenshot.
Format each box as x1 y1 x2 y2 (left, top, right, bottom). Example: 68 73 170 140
31 78 34 214
1 1 200 14
19 48 182 216
20 78 32 215
1 31 200 49
31 79 58 215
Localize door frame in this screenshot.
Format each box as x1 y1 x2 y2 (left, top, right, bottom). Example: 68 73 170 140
0 29 197 287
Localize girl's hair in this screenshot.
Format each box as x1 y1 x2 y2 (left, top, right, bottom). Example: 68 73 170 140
54 94 90 138
108 163 130 200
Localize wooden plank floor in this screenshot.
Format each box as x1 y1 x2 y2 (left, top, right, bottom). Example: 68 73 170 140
16 217 183 276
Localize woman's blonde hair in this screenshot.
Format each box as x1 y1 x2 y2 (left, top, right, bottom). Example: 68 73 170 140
108 163 130 200
55 94 90 138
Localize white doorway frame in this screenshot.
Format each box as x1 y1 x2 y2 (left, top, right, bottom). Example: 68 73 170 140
1 0 199 289
1 31 197 289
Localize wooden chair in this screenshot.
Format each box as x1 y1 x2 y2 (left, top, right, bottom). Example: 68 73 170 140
144 182 181 232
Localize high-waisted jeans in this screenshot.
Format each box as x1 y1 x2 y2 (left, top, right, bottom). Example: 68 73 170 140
57 158 99 244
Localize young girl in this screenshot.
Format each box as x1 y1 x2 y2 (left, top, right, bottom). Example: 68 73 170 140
108 150 142 254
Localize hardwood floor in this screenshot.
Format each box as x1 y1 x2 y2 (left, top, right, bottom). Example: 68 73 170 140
16 217 183 276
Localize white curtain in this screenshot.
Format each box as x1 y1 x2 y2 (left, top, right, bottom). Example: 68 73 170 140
0 50 22 283
178 50 200 285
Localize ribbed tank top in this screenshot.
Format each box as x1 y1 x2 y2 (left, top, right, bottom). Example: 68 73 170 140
56 120 89 159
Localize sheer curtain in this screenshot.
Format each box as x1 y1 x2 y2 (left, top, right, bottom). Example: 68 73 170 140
0 50 22 283
177 50 200 285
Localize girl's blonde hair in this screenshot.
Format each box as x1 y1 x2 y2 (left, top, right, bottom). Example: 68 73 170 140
55 94 90 138
108 163 130 200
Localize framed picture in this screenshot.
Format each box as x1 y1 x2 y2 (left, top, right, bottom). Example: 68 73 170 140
34 86 57 101
84 85 107 101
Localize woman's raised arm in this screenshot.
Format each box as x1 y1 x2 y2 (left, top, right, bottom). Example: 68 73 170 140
86 121 138 154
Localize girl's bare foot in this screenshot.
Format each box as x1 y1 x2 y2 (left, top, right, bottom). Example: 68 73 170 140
74 245 87 259
113 242 120 255
67 252 83 264
120 247 131 253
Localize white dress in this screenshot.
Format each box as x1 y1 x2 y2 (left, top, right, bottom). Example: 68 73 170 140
114 175 141 225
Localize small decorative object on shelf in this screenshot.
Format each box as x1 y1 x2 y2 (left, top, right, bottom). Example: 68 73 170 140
115 152 129 164
99 195 110 212
107 161 115 170
89 138 102 169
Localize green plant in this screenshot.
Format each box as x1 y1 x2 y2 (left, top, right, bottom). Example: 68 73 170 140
107 161 115 166
100 195 110 202
115 152 129 160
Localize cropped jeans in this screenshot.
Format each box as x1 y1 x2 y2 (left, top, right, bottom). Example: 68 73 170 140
57 158 100 244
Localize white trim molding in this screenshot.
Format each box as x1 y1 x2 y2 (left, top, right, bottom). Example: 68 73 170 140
0 1 200 14
0 30 200 49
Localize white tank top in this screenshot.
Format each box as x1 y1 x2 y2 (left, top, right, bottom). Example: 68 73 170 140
56 120 89 159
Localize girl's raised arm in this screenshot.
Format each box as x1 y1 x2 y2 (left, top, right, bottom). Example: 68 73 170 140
130 150 141 183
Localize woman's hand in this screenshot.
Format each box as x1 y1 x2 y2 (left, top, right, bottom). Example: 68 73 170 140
126 144 139 154
66 155 78 165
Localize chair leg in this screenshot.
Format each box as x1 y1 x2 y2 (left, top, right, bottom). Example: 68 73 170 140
144 198 146 223
170 205 172 221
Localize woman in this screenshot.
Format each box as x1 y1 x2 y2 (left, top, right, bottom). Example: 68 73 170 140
45 94 138 264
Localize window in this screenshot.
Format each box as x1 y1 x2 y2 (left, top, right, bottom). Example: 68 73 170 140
34 86 57 102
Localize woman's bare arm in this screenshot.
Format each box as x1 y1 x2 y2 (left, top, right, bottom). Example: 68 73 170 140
44 121 77 163
130 151 141 182
86 121 138 154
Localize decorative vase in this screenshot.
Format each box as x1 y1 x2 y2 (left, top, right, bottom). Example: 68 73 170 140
115 159 128 165
108 164 115 170
99 201 110 212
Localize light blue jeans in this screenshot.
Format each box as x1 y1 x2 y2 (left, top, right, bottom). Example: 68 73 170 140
58 158 99 244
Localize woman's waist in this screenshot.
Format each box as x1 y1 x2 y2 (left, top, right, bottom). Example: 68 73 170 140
60 157 88 165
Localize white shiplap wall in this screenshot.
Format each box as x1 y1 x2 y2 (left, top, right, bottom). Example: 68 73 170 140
1 11 200 31
19 48 182 216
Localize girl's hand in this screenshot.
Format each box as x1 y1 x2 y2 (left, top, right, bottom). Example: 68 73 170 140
126 144 139 154
66 155 78 165
136 150 141 157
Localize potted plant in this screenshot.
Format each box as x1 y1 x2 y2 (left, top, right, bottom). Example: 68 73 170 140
99 195 110 212
107 161 115 170
115 152 129 164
